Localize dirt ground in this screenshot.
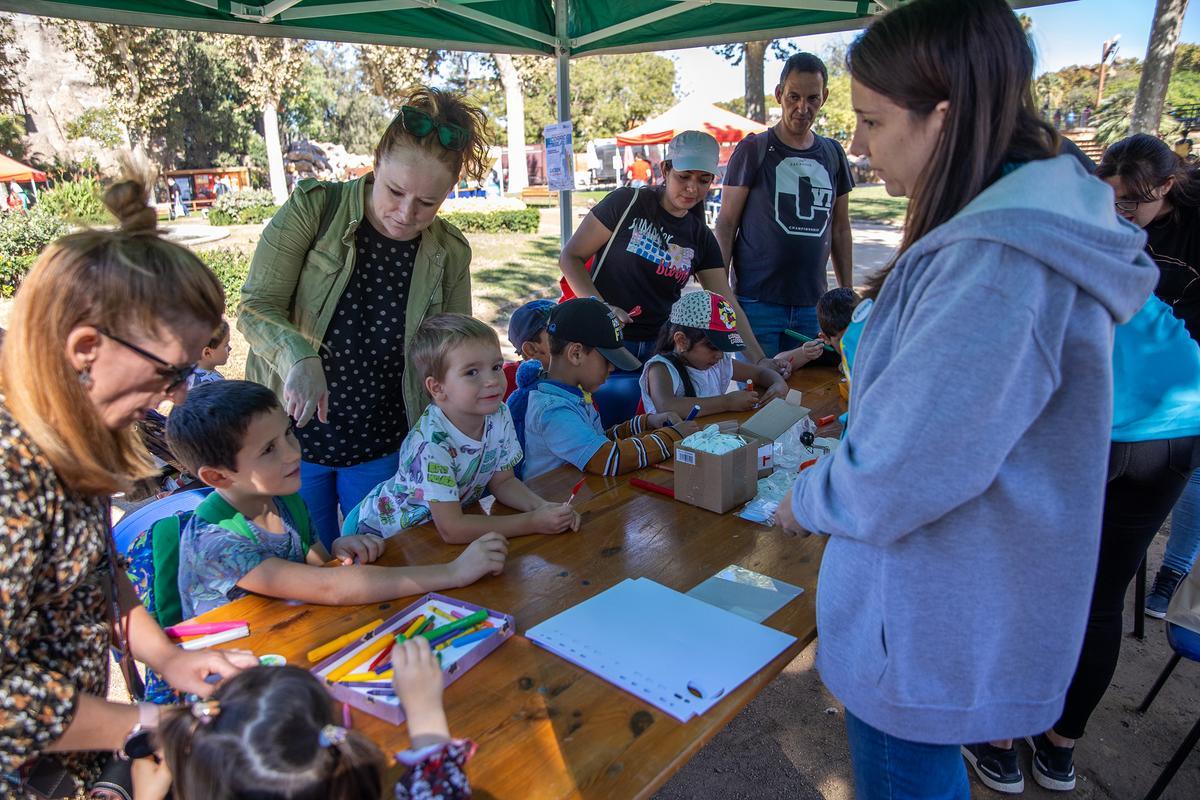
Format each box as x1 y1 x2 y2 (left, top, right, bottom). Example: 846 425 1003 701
656 524 1200 800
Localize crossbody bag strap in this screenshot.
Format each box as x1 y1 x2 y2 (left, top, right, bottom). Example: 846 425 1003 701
590 186 640 286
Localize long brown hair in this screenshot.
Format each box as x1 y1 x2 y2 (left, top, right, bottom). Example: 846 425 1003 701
0 159 225 495
375 86 491 182
849 0 1058 297
1097 133 1200 223
161 666 386 800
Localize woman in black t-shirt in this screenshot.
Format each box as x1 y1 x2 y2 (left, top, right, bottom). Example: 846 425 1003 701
560 131 775 368
1098 133 1200 343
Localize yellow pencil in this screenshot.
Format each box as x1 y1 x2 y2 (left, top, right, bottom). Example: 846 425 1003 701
307 620 382 663
338 670 394 682
325 634 395 683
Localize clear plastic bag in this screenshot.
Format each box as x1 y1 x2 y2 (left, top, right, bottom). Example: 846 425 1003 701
773 416 817 470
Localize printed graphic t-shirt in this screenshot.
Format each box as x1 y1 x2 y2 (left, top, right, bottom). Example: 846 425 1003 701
590 187 724 341
725 129 854 306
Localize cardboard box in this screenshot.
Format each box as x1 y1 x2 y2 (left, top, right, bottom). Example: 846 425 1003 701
673 398 810 514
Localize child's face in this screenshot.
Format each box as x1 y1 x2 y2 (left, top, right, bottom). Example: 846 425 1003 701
520 330 551 364
675 333 724 370
214 406 302 497
577 346 614 393
201 331 232 369
428 339 506 418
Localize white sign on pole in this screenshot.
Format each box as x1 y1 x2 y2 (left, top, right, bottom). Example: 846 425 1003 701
543 121 575 192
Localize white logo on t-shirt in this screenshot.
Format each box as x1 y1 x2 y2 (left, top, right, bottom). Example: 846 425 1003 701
774 156 834 238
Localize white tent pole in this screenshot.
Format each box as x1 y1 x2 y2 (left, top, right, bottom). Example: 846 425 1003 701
556 0 572 247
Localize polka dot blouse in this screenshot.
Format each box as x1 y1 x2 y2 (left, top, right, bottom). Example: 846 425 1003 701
295 218 416 467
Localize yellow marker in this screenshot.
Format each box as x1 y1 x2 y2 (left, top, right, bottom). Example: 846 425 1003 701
339 670 394 682
307 620 382 663
429 606 456 623
325 634 394 683
401 615 428 639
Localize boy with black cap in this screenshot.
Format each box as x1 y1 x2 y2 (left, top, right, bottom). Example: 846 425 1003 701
522 298 697 479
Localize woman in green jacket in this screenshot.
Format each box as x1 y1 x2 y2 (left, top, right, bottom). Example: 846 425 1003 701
239 87 489 547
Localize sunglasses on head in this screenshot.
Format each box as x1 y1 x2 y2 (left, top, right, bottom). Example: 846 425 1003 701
98 327 198 394
398 105 468 151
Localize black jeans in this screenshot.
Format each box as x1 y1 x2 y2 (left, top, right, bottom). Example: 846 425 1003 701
1054 436 1200 739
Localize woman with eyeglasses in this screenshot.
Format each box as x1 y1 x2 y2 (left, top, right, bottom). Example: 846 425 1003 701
0 161 258 795
239 87 489 548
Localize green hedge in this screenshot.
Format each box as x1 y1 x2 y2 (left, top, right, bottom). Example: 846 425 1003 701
198 249 251 301
440 208 539 234
208 189 279 226
0 254 38 298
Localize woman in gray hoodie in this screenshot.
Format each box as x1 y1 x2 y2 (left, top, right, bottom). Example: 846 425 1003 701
776 0 1158 797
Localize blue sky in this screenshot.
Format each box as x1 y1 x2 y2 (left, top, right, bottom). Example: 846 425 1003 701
667 0 1200 102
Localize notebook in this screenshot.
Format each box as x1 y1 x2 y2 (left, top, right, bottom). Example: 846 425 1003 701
526 577 796 722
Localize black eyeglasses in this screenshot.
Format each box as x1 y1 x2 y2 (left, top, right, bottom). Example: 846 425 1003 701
98 328 198 393
398 105 468 151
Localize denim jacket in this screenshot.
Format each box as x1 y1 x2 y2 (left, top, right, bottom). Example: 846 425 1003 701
238 176 472 427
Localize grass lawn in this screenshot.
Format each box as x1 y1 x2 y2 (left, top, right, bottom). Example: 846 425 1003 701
847 183 908 224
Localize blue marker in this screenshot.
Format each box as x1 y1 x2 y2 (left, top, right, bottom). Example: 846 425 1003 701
684 404 701 422
366 689 396 697
450 628 499 648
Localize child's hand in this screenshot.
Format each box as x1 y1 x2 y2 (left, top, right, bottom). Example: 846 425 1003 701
390 637 450 745
331 534 386 565
648 411 682 429
131 754 172 800
450 532 508 586
781 340 824 368
724 389 760 411
758 382 789 405
532 502 579 534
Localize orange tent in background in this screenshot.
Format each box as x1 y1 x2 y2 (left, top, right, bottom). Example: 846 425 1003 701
0 153 47 183
615 96 767 147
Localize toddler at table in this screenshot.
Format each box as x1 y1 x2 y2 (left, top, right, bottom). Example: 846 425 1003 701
345 313 579 541
131 638 472 800
640 290 789 417
167 379 507 618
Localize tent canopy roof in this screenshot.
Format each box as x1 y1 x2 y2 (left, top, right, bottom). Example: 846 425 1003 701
7 0 1072 57
0 153 47 183
616 96 766 146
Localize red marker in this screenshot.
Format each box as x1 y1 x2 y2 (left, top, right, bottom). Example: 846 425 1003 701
816 414 836 427
630 477 674 498
567 477 586 504
628 305 642 318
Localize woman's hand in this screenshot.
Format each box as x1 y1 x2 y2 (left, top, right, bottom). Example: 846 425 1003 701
157 648 259 697
284 357 328 427
131 753 172 800
606 304 633 327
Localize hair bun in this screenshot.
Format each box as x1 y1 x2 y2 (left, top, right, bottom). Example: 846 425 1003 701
104 153 160 234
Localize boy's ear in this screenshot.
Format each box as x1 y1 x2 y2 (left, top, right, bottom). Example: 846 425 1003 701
519 341 540 361
424 374 444 400
196 464 235 489
567 342 585 365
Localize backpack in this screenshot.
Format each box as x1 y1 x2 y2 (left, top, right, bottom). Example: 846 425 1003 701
125 491 314 703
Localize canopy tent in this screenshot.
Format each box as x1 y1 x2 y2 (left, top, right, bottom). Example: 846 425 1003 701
0 153 47 183
7 0 1074 240
616 97 767 147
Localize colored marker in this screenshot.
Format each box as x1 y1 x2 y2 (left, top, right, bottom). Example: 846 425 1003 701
420 609 488 644
627 305 642 318
165 621 247 638
325 634 394 683
429 606 456 623
684 404 701 422
342 702 353 729
416 618 435 635
368 642 394 673
400 615 427 639
339 670 393 683
630 477 674 499
337 679 393 688
450 628 499 648
784 329 837 354
567 477 586 504
816 414 837 427
449 608 467 619
180 625 249 651
366 689 397 697
307 620 383 663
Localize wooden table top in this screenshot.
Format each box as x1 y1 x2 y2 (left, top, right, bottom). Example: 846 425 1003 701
192 366 845 799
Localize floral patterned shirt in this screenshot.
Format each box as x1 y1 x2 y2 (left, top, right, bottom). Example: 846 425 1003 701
349 404 522 538
394 739 474 800
0 402 113 790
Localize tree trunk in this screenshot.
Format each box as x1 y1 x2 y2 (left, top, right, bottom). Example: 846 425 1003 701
262 101 288 205
744 41 769 123
1130 0 1190 135
494 53 528 193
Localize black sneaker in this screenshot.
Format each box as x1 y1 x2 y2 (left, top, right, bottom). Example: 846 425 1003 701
1145 566 1185 619
962 742 1025 794
1025 733 1076 791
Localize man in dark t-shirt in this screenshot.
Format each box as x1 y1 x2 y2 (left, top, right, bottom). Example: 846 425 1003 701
715 52 855 358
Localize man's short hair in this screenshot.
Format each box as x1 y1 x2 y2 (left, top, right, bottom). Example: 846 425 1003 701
816 288 860 337
779 52 829 89
166 380 281 474
409 313 499 386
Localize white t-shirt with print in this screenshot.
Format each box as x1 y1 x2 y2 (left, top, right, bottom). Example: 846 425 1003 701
638 353 735 414
351 403 522 537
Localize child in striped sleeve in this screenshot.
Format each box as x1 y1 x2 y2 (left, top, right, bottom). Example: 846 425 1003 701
521 298 698 479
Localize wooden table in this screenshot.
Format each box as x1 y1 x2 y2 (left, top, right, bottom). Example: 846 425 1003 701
193 366 845 799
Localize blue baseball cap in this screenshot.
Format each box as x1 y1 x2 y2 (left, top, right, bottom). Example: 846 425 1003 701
507 299 556 351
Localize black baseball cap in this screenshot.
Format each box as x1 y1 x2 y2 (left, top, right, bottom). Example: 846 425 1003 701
546 298 642 371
